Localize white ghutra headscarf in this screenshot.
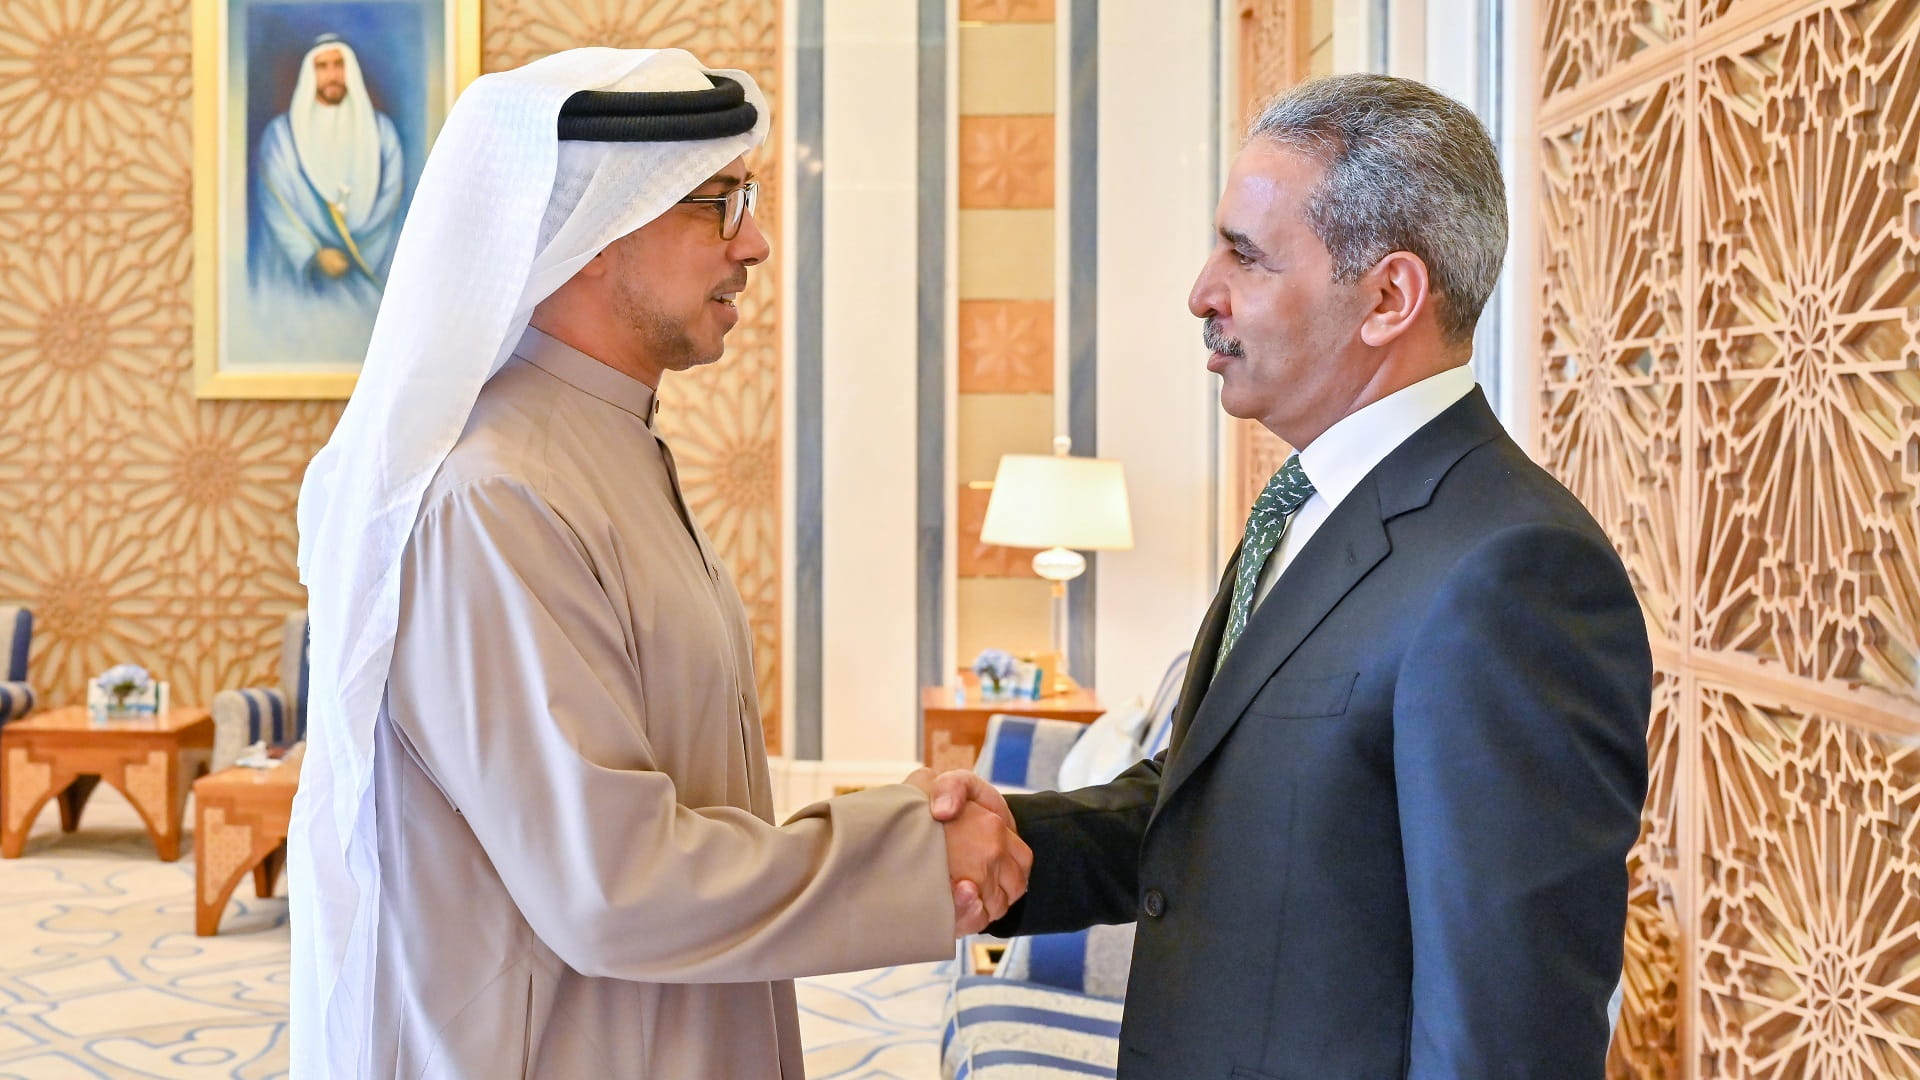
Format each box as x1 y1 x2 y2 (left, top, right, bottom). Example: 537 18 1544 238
289 47 768 1076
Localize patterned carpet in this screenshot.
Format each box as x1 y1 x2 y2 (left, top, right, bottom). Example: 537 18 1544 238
0 786 948 1079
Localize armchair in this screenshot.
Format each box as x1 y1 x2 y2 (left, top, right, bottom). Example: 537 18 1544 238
210 611 309 772
0 605 35 726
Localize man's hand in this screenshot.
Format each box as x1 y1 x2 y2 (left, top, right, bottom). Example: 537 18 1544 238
905 767 1013 826
906 768 1026 935
315 247 350 278
941 798 1032 936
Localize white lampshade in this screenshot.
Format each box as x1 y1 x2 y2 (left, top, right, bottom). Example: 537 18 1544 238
980 453 1134 552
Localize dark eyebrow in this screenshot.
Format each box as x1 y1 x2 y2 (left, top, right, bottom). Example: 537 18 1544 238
1221 227 1265 258
696 170 757 194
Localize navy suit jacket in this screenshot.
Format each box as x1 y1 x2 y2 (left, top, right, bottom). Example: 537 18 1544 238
993 390 1651 1079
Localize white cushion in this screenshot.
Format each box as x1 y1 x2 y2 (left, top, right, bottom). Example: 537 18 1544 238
1054 699 1150 791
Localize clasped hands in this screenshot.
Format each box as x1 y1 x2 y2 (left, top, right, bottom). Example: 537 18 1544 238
905 768 1031 936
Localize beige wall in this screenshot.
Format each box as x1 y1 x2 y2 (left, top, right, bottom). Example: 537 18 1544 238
0 0 786 748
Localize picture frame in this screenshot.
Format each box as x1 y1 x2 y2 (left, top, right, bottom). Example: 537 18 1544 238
192 0 480 398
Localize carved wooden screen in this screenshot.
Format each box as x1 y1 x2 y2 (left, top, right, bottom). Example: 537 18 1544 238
1537 2 1920 1075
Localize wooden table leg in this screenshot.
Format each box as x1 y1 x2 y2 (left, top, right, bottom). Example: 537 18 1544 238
118 749 183 861
57 775 101 832
254 842 287 900
2 746 55 858
196 799 263 936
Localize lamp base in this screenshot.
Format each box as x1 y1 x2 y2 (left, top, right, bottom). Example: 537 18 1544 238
1046 577 1071 695
1032 548 1086 695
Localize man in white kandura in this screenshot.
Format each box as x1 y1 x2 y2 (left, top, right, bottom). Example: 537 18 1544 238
252 33 404 320
291 47 1028 1079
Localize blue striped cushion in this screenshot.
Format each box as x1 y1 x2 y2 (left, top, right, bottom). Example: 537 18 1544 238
976 715 1086 790
0 607 31 683
239 687 288 744
212 687 288 772
995 924 1135 1000
0 681 36 724
955 1051 1116 1079
943 976 1120 1080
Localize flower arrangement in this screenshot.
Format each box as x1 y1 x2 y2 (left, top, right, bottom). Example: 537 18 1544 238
93 664 157 717
971 649 1018 698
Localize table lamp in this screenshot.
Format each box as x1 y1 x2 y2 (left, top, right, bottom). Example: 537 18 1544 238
980 436 1133 690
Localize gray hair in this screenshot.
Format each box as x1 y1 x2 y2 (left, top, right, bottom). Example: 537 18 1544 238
1246 73 1507 343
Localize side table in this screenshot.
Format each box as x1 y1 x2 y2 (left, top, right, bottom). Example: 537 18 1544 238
1 706 214 861
194 758 302 935
920 673 1104 771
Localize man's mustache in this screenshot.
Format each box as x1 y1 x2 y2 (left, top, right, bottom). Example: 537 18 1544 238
1203 318 1243 358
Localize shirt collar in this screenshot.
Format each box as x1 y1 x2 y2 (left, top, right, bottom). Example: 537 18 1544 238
1296 364 1477 511
511 325 659 427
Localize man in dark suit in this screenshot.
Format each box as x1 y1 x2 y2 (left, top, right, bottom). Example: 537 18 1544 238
920 72 1651 1078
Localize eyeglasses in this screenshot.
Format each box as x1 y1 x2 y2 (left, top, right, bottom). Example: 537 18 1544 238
677 179 758 241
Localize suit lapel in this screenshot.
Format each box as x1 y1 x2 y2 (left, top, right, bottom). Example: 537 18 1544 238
1164 549 1238 744
1158 480 1391 805
1152 388 1509 809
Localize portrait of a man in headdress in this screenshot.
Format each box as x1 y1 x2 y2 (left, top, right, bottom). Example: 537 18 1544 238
249 33 404 314
198 0 458 390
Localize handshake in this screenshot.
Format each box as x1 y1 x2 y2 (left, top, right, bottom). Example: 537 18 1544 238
905 768 1032 936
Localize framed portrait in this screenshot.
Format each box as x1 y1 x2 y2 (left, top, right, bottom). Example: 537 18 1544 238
192 0 479 398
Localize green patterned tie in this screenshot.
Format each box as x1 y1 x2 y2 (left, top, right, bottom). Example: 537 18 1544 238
1215 454 1315 674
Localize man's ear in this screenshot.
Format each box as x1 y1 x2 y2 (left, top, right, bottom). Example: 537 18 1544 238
1357 251 1430 348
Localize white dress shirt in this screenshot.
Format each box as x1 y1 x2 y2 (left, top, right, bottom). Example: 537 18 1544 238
1251 365 1478 610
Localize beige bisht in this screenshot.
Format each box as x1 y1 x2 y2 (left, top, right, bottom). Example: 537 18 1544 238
292 50 951 1079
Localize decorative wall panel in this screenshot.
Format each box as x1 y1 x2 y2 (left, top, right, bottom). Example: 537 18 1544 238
954 0 1052 676
1539 0 1690 103
1539 1 1920 1076
959 115 1053 209
958 0 1053 21
0 0 336 710
1609 668 1685 1080
958 300 1052 393
1696 681 1920 1077
1693 3 1920 700
1538 75 1689 640
0 0 785 752
1236 0 1306 130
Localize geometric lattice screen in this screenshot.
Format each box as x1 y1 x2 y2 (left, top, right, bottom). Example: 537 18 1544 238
1538 2 1920 1075
0 0 783 752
